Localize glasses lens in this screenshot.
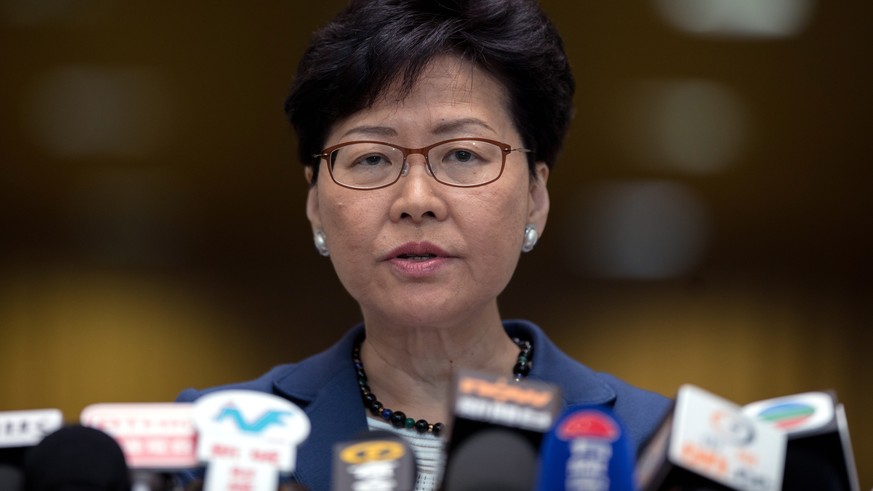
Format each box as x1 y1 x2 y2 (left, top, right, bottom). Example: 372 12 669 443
330 143 403 189
428 140 504 186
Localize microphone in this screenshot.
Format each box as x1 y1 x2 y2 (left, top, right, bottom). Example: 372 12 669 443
441 369 562 491
635 384 787 491
0 408 64 473
330 430 417 491
192 389 311 491
23 424 131 491
0 464 24 491
81 402 199 491
535 405 635 491
0 409 64 450
743 391 861 491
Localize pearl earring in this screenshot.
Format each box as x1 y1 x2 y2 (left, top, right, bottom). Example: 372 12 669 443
313 230 329 256
521 224 538 253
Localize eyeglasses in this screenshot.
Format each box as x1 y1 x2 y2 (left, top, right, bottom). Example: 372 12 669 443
313 138 531 190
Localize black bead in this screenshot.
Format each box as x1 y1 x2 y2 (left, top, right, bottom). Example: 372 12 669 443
370 401 383 416
390 411 407 428
414 419 429 433
350 335 532 436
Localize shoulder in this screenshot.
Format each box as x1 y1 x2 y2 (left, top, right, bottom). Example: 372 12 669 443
503 319 671 452
175 363 297 402
176 325 364 405
594 371 672 451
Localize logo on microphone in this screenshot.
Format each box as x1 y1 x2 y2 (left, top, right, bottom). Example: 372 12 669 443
756 402 814 430
215 405 293 433
557 410 620 442
710 409 755 445
339 441 406 464
743 392 834 434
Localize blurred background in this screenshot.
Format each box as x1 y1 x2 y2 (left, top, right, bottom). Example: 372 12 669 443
0 0 870 485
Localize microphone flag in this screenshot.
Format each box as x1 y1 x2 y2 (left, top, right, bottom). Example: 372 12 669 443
536 405 635 491
193 390 311 491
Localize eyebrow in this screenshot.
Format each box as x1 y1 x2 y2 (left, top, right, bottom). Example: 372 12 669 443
431 118 497 136
339 118 497 140
339 125 398 139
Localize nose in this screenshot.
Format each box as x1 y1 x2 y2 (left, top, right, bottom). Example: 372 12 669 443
399 151 433 178
389 153 447 223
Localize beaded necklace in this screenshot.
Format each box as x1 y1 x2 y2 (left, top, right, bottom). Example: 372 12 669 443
352 335 533 435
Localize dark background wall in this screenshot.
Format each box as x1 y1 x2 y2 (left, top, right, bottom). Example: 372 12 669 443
1 1 870 485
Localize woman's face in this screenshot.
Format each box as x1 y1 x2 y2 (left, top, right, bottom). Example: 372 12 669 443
306 56 550 327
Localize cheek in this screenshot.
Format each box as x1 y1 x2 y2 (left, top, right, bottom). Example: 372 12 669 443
460 186 530 257
320 202 379 296
319 194 380 254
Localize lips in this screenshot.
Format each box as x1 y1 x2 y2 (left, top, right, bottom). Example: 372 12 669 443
384 242 453 277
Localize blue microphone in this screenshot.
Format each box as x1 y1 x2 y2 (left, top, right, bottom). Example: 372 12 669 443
535 405 635 491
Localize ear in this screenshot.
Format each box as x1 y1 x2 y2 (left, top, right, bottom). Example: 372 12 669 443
527 162 550 236
305 167 322 233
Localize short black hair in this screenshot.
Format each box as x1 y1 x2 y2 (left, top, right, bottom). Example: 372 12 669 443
285 0 575 182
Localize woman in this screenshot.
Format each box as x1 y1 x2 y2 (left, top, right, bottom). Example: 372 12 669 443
179 0 670 489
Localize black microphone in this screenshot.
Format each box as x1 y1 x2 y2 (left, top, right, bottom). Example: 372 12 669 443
535 405 636 491
23 424 131 491
330 430 416 491
635 384 787 491
440 369 562 491
743 391 861 491
0 464 24 491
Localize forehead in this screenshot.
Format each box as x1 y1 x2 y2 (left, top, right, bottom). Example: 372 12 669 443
329 56 514 142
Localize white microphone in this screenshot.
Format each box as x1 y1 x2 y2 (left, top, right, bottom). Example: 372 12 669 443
744 391 861 491
193 390 311 491
0 409 64 450
635 384 787 491
0 409 63 491
80 402 198 491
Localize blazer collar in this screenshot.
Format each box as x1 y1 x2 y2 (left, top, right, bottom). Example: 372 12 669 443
503 319 617 408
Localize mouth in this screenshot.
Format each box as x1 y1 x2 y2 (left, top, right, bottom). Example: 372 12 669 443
385 242 451 261
396 253 438 261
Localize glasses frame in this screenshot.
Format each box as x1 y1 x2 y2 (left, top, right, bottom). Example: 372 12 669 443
313 137 531 190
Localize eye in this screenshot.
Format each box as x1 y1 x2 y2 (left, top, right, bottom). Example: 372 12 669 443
337 144 398 169
449 150 475 162
355 153 390 167
442 147 483 165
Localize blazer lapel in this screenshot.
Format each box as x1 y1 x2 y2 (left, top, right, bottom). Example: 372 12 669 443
272 326 369 490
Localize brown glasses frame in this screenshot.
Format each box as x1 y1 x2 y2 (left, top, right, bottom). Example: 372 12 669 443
313 137 530 190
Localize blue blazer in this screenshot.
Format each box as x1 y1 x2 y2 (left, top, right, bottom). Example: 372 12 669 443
177 320 671 491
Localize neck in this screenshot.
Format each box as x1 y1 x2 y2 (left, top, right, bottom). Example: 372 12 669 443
357 310 520 426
